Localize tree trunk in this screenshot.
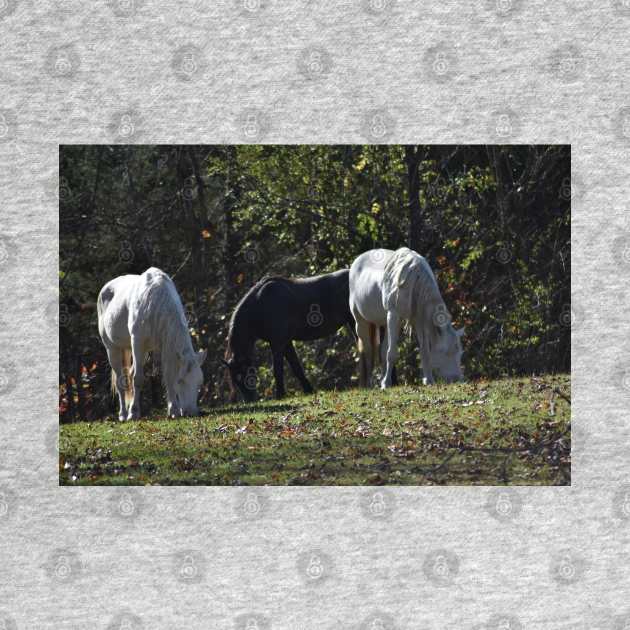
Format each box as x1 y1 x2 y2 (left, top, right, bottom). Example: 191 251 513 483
405 146 422 252
223 147 238 311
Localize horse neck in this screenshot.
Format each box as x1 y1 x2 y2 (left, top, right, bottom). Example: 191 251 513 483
227 305 256 362
410 268 447 324
158 303 194 386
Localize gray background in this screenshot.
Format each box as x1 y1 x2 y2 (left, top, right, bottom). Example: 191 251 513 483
0 0 628 628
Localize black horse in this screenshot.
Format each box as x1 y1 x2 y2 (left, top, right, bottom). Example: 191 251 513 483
223 270 359 401
223 270 399 401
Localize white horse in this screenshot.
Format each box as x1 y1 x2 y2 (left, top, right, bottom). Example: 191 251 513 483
97 267 207 420
349 247 464 388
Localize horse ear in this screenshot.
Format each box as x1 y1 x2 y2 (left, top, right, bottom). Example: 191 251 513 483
456 327 465 338
197 349 207 366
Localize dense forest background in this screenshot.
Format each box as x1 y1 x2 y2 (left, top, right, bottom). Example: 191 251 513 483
59 145 570 423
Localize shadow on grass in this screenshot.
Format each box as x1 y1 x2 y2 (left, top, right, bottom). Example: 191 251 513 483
65 401 307 425
206 401 305 416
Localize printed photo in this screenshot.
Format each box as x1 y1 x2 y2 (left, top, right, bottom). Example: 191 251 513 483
58 145 571 485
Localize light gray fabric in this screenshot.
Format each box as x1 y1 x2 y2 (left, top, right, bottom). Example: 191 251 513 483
0 0 628 628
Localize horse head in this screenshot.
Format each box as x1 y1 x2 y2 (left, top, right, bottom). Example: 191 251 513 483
170 349 207 417
222 355 257 402
431 325 465 383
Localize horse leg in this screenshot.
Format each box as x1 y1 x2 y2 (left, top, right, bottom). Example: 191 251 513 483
107 346 128 421
128 335 144 419
415 322 434 385
354 315 374 388
285 341 313 394
165 383 178 418
379 326 387 374
271 343 286 399
378 326 398 385
381 310 400 389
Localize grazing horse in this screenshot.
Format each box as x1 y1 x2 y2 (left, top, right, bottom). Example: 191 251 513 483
97 267 207 419
223 270 356 401
349 247 464 388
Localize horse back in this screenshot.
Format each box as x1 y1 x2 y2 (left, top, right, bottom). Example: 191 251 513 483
98 268 182 349
253 271 353 341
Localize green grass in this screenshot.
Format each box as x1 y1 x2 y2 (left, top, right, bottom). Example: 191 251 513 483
59 374 570 486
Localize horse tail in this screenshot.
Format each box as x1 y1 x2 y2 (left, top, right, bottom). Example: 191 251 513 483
122 349 133 405
369 323 378 371
111 349 134 405
356 322 378 387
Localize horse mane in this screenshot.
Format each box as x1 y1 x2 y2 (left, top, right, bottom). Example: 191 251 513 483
383 248 446 326
136 268 194 385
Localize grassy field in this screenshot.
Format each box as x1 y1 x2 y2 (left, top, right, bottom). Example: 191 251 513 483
59 374 571 486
